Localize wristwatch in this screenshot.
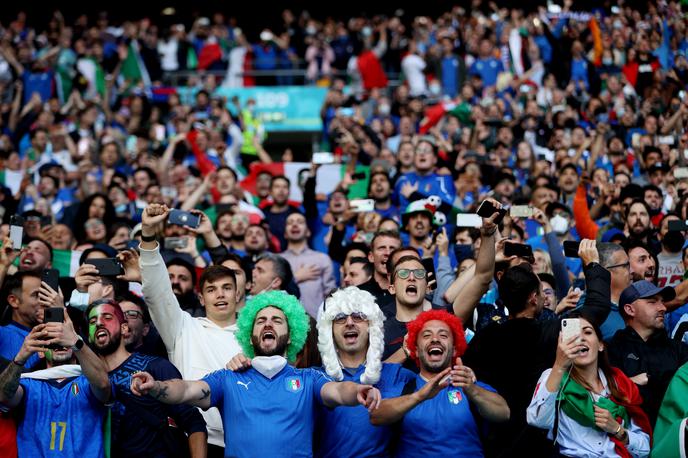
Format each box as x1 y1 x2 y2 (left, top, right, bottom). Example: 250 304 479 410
141 233 156 242
71 335 85 352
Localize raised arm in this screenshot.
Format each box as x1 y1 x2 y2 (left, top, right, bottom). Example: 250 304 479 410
320 381 381 411
370 369 449 425
130 371 212 410
139 204 186 348
45 317 112 403
452 204 499 323
577 240 611 327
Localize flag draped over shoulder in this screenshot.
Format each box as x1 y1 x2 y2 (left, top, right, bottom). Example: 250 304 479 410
652 362 688 458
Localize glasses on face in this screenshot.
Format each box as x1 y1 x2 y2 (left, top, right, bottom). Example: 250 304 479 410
605 261 630 271
333 312 368 324
123 310 143 320
395 268 427 280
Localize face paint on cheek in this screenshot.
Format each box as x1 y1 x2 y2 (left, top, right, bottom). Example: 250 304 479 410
88 323 97 342
45 350 53 362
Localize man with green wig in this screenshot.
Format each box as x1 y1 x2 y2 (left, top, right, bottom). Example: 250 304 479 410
129 290 382 458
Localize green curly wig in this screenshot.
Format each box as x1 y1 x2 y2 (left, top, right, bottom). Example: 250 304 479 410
235 290 310 362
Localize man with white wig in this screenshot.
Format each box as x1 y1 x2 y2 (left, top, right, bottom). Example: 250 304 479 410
314 286 416 458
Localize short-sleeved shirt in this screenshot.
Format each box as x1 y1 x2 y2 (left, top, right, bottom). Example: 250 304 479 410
395 374 495 457
202 365 330 457
109 353 207 457
314 363 415 458
0 322 41 370
16 376 108 457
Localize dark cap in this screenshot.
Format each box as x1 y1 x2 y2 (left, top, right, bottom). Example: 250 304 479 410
619 280 676 308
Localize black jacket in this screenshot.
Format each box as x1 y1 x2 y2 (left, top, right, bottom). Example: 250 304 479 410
463 262 612 458
607 326 688 426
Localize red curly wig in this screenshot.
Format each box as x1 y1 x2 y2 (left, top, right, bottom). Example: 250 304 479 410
406 310 467 366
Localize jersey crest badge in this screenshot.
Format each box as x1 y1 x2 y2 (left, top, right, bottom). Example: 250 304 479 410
71 383 80 397
286 377 302 392
447 389 461 405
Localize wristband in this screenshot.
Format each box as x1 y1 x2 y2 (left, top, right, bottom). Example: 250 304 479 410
613 424 622 436
12 359 25 367
141 233 157 242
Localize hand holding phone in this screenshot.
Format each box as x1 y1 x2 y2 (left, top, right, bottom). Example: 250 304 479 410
9 215 23 250
561 318 582 345
167 209 201 229
85 258 125 277
477 200 507 224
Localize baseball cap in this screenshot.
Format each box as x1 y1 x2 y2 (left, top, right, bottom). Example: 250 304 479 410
619 280 676 308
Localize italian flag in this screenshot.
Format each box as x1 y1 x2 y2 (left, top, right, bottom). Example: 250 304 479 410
52 250 83 278
120 40 152 92
652 362 688 458
239 162 370 203
0 169 24 195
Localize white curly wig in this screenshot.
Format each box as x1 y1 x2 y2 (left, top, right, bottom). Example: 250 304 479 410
317 287 386 384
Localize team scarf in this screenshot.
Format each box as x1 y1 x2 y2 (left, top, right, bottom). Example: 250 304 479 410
557 367 652 457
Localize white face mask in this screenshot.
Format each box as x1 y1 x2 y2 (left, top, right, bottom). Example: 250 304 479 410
550 214 569 235
252 356 287 379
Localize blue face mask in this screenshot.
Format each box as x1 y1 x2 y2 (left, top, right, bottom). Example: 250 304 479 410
454 244 474 264
115 204 128 213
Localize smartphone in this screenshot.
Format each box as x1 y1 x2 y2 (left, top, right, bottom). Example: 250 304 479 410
561 318 582 344
563 241 581 258
510 205 534 218
421 257 436 282
668 220 688 231
455 213 482 228
164 237 188 250
350 172 366 180
349 199 375 213
85 258 125 277
44 307 65 323
477 200 506 224
42 268 60 292
125 240 140 251
9 215 24 250
659 135 675 146
312 152 335 165
167 209 201 229
154 125 166 141
572 278 586 291
503 242 533 259
160 187 178 199
674 167 688 179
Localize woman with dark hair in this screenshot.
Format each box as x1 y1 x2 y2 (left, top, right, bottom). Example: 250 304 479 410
73 193 117 244
527 312 652 457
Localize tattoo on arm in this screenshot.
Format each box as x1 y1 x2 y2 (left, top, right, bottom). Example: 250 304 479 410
0 363 22 401
153 383 169 400
198 388 210 401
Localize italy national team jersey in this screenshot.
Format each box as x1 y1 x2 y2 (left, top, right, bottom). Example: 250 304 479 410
314 363 415 458
202 365 330 457
16 375 108 457
0 322 41 370
394 374 496 458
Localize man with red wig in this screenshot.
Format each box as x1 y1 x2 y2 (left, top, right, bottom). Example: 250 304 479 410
370 310 510 457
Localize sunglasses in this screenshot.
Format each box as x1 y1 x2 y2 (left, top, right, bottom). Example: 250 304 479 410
395 268 427 280
333 312 368 324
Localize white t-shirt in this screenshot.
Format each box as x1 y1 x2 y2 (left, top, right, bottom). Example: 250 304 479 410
657 251 684 288
401 54 427 97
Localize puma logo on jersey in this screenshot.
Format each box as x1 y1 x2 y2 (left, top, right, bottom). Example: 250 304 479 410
237 381 251 390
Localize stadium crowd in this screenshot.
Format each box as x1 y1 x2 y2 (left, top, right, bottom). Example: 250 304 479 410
2 1 688 457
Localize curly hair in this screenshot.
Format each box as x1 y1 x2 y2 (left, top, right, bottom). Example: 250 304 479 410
406 310 467 366
235 291 310 362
